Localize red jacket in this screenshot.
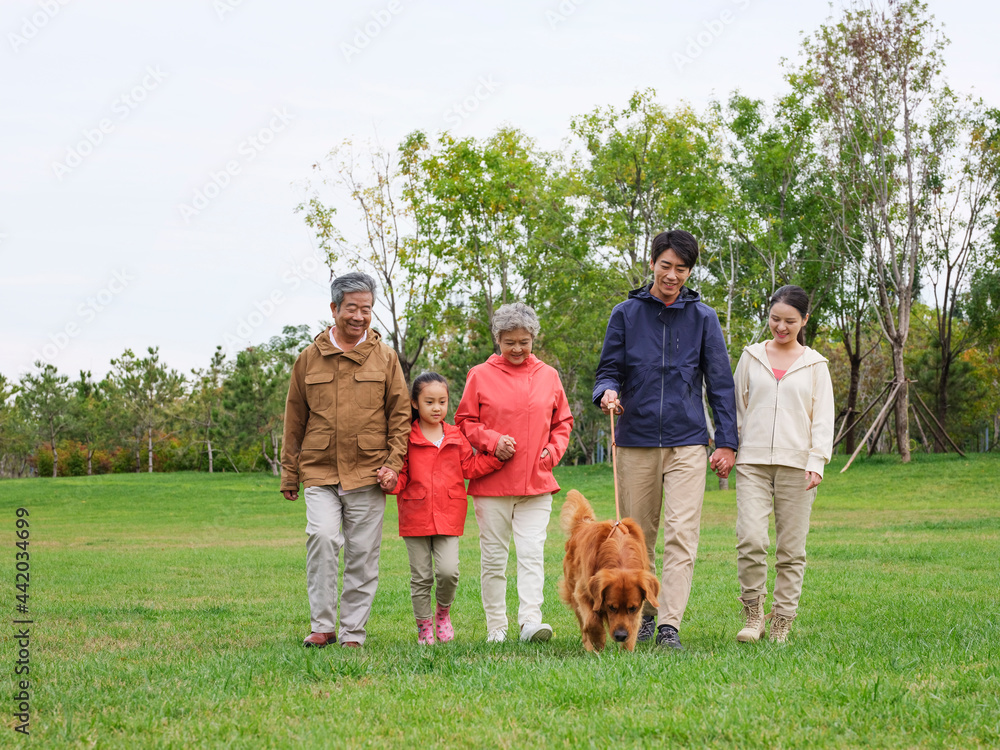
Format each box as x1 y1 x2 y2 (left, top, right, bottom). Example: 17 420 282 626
455 353 574 497
389 421 503 537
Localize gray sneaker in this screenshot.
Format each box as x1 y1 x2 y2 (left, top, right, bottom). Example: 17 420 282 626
655 624 683 650
637 615 657 642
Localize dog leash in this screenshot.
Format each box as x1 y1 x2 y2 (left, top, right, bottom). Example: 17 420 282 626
608 407 628 539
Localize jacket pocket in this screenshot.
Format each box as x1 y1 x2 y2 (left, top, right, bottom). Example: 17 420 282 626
357 432 389 468
304 372 335 412
301 432 330 452
353 371 386 409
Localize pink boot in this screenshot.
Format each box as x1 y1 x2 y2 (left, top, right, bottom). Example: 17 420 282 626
416 618 434 645
435 603 454 643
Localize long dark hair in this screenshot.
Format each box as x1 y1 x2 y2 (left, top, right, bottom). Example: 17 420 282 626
769 285 810 346
409 371 449 422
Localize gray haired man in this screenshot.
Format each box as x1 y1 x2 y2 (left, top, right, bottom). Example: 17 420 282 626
281 272 411 647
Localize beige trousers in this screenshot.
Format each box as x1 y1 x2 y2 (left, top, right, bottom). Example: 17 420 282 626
473 494 552 633
735 463 816 617
617 445 707 628
304 484 385 643
403 535 460 621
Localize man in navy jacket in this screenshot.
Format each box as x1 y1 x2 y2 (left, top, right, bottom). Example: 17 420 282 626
594 229 738 650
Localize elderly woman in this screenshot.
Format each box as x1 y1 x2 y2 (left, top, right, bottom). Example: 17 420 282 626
455 302 574 643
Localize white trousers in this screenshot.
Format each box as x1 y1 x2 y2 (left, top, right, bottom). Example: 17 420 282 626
304 484 385 643
473 494 552 632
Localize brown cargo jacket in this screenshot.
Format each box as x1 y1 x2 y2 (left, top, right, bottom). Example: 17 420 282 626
280 326 411 492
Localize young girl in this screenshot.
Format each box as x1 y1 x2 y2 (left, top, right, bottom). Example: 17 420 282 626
384 372 503 645
733 285 835 644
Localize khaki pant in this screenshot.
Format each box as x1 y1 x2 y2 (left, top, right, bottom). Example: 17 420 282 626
617 445 707 629
473 494 552 633
403 535 460 620
304 484 385 643
735 463 816 617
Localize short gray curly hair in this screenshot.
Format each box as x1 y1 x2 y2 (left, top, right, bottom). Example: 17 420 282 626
331 272 377 307
491 302 540 341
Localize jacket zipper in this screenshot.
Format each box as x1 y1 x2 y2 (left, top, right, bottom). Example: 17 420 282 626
769 361 779 464
659 323 666 446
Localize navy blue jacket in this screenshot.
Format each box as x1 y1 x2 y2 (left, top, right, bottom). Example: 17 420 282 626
593 285 738 450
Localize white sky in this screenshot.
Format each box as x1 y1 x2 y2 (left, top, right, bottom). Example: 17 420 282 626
2 0 998 381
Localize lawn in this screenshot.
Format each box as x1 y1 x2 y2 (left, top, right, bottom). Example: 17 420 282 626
1 454 998 748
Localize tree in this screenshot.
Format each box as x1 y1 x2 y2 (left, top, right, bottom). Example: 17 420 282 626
0 375 33 478
110 347 184 473
923 101 1000 445
185 347 228 473
298 139 450 383
224 347 285 475
67 371 117 476
796 0 948 462
19 362 71 477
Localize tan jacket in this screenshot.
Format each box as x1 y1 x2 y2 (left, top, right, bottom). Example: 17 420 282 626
280 326 411 492
734 342 835 476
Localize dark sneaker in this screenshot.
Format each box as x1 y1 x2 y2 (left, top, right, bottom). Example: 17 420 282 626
656 624 683 650
637 615 657 642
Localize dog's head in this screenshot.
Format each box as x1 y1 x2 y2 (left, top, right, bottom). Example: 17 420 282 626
588 569 661 642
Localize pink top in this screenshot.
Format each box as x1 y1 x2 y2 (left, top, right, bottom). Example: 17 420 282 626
773 368 787 380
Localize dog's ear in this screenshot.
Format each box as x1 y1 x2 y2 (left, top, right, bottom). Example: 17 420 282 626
640 571 661 609
588 571 609 612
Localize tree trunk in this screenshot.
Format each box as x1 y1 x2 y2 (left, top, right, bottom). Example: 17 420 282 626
207 438 214 474
891 344 911 463
148 427 154 473
87 447 94 476
844 353 862 455
51 444 58 478
934 356 951 453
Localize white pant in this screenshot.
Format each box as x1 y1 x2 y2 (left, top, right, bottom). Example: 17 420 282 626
304 484 385 643
473 494 552 632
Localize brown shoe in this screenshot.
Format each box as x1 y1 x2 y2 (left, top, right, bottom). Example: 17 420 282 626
341 641 362 648
303 631 337 648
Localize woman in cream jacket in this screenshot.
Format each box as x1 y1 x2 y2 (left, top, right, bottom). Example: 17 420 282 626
733 285 834 644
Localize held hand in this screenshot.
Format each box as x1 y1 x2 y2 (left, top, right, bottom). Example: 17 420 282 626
282 490 298 501
805 471 822 490
495 435 517 461
600 389 623 415
709 447 736 478
376 466 398 491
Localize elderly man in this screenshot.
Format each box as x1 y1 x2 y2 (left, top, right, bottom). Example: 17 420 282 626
281 272 410 648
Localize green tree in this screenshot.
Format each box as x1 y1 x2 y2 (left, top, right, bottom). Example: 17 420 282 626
18 362 71 477
185 347 228 473
0 374 33 478
223 347 285 475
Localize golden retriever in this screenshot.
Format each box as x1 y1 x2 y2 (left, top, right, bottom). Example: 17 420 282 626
559 489 660 652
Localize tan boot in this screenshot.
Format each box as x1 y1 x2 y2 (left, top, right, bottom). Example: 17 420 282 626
767 612 794 644
736 595 766 643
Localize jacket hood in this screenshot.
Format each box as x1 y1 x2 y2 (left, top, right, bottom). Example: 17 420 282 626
743 341 828 372
484 352 544 373
628 284 700 307
314 325 382 357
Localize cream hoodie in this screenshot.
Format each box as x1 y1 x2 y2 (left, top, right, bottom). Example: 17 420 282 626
734 342 835 476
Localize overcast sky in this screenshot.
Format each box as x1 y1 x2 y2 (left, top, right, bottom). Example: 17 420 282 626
2 0 998 382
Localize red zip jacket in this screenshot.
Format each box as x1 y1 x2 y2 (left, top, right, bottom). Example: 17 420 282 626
388 421 503 537
455 353 574 498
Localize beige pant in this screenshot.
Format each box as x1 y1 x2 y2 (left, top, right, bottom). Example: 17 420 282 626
304 484 385 643
735 463 816 617
473 494 552 632
403 535 460 620
617 445 707 628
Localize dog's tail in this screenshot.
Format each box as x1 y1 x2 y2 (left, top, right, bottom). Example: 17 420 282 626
560 489 596 536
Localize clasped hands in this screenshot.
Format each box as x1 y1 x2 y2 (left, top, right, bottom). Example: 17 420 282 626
494 435 549 464
602 389 735 479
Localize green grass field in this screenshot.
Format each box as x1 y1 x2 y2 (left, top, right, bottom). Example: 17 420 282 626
2 454 998 748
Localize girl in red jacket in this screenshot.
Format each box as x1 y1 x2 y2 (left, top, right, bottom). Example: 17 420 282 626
385 372 503 644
